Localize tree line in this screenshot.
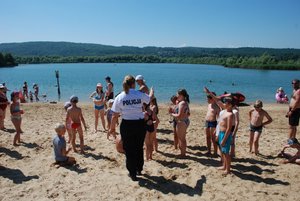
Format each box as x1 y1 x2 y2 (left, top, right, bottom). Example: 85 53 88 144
14 53 300 70
0 52 18 67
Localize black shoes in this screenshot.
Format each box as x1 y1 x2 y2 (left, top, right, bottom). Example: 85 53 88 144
129 174 138 181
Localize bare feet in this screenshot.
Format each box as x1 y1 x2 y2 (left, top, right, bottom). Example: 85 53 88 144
222 171 230 176
217 166 225 170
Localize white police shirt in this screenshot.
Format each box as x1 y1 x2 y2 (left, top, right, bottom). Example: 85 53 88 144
112 89 150 120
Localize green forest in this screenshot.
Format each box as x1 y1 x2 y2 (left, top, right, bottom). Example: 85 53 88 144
1 42 300 70
0 52 18 67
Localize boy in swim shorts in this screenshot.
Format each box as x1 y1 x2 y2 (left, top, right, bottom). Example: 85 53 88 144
204 92 220 156
205 87 234 175
249 100 272 155
66 96 87 154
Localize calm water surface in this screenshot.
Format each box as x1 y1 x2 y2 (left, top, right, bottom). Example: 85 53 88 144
0 63 299 104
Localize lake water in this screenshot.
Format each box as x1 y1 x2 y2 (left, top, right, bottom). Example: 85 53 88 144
0 63 299 104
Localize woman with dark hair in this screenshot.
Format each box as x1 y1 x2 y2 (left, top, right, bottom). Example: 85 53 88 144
170 89 190 157
90 83 106 132
109 75 154 181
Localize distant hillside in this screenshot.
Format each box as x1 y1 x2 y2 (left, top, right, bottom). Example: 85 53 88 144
1 41 300 57
1 41 300 70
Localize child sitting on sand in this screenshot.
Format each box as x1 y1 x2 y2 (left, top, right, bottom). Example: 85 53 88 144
10 92 24 146
249 100 273 155
204 92 220 156
279 138 300 165
66 96 87 154
53 123 76 166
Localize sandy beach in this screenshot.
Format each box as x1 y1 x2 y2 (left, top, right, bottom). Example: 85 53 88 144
0 102 299 201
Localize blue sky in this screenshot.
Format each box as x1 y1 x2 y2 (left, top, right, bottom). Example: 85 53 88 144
1 0 300 48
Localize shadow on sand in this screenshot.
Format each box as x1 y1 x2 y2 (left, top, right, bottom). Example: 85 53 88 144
232 170 289 185
83 152 116 162
0 147 24 160
157 128 173 135
0 167 39 184
138 174 206 196
0 128 16 133
155 159 188 169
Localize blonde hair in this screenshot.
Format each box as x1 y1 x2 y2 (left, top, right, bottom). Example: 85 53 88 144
55 123 65 132
123 75 135 94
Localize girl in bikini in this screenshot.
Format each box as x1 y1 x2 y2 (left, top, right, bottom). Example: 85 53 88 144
10 92 24 146
90 83 106 132
144 104 160 160
150 98 159 152
170 89 190 157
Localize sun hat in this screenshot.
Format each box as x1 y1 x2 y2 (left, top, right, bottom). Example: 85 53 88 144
96 83 103 88
0 84 5 89
135 75 145 81
70 95 79 103
254 100 263 108
278 87 283 91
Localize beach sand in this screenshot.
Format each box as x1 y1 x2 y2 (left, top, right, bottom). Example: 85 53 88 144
0 103 299 201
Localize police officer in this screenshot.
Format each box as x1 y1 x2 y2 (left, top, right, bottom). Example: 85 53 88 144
109 75 153 181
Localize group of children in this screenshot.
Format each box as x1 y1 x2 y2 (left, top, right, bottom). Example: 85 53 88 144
203 87 274 175
2 80 298 172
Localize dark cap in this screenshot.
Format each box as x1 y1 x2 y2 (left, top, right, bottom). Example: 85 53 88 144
105 76 111 81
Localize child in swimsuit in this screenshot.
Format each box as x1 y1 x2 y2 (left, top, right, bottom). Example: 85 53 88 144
150 98 159 152
10 92 24 146
105 99 117 139
169 95 179 149
205 87 234 175
64 102 72 143
66 95 87 154
205 92 220 156
144 104 159 160
90 83 106 132
249 100 272 155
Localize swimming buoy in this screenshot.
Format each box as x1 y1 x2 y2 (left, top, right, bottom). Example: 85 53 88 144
219 92 245 104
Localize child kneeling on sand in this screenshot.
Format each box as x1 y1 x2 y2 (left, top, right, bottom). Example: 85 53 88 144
53 123 76 166
279 138 300 165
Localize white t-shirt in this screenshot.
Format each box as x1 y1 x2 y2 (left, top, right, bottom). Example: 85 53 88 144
112 89 150 120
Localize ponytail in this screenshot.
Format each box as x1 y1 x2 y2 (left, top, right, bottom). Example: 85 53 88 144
177 89 190 103
123 75 135 94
